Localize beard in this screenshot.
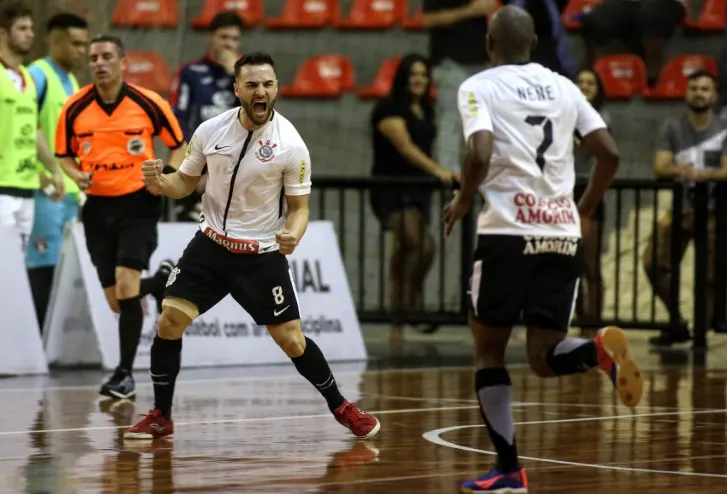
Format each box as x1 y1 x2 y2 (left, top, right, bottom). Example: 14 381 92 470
9 40 31 56
240 96 276 126
687 100 712 113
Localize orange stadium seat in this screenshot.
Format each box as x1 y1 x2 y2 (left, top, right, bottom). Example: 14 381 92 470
335 0 404 29
593 54 647 100
280 55 355 98
266 0 336 29
562 0 603 30
643 54 719 100
112 0 179 28
191 0 263 29
684 0 726 32
123 51 173 94
358 57 402 99
403 8 424 30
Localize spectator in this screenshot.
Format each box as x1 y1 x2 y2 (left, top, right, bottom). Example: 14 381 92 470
369 54 456 339
581 0 687 88
169 10 244 222
573 68 609 332
643 70 726 347
422 0 498 173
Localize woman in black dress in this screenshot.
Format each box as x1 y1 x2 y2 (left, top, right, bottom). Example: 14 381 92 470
369 54 457 338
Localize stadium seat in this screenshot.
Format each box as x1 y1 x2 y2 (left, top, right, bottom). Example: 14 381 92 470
280 55 355 98
123 51 173 94
335 0 404 29
358 57 401 99
593 54 647 100
562 0 603 30
112 0 179 28
683 0 725 32
643 55 719 100
266 0 336 29
191 0 263 29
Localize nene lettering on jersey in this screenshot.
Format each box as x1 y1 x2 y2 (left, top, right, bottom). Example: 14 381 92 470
516 84 556 102
513 193 576 226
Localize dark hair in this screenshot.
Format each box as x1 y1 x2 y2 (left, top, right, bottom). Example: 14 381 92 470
234 51 275 75
688 69 718 87
47 12 88 33
387 53 434 118
90 34 125 57
0 1 32 30
576 68 605 111
209 11 244 32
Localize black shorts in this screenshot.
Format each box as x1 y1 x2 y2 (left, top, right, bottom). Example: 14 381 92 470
469 235 581 332
370 186 432 229
82 190 161 288
164 231 301 325
583 0 685 46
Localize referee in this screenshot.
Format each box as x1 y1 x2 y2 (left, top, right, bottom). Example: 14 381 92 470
55 35 186 399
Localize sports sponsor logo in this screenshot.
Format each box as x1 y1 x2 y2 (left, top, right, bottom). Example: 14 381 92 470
91 162 134 172
522 235 578 256
127 136 145 156
299 160 305 184
203 226 260 254
513 193 576 226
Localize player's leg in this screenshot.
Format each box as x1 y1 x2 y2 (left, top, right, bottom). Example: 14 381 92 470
234 252 380 439
461 236 528 494
523 240 643 409
125 232 229 439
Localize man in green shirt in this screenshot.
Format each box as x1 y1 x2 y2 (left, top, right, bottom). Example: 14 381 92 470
26 12 88 331
0 1 64 251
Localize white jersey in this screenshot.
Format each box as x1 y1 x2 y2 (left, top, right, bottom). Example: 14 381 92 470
457 63 606 238
179 108 311 252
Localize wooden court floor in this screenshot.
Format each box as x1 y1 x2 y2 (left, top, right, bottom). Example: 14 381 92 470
1 340 727 493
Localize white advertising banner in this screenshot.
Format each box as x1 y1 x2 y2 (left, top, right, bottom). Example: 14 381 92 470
44 221 367 370
0 227 48 375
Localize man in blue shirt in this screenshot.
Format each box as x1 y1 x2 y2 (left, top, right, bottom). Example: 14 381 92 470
169 11 244 222
26 12 88 331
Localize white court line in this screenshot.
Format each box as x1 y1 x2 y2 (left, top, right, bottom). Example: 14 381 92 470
0 404 479 437
422 408 727 479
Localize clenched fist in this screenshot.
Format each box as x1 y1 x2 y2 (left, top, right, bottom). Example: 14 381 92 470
142 159 164 195
275 229 299 255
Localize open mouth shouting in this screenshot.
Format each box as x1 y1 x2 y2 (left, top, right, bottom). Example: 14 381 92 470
252 99 268 119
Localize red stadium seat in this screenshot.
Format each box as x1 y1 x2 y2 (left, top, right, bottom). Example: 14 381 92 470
358 57 402 99
643 55 719 101
562 0 603 30
280 55 355 98
123 51 173 94
335 0 404 29
684 0 725 32
112 0 179 28
593 54 647 100
266 0 336 29
191 0 263 29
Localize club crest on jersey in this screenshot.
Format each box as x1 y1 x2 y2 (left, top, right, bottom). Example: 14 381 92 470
255 140 277 162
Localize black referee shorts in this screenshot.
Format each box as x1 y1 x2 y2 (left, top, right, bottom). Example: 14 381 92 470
469 235 581 332
164 231 301 325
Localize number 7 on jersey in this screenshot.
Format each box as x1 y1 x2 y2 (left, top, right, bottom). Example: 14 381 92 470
525 115 553 173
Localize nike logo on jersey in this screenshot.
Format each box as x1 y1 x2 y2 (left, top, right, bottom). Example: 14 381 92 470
214 144 231 150
274 305 290 317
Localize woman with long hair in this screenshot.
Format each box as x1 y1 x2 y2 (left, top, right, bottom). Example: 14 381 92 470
574 68 610 332
369 54 456 339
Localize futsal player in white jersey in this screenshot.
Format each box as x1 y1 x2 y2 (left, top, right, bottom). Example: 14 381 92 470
443 7 644 493
124 52 380 441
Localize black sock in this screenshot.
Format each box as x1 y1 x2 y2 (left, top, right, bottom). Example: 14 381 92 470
291 337 345 412
140 274 165 298
151 335 182 419
545 338 598 375
118 296 144 372
475 368 520 473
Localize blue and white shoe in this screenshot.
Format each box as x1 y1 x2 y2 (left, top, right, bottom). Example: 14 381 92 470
461 467 528 493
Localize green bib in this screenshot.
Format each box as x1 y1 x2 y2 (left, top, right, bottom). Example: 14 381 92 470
31 59 80 197
0 63 38 191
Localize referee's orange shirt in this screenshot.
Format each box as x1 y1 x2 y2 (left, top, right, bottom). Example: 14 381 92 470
55 82 184 197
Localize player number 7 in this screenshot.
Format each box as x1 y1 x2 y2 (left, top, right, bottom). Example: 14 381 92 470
525 115 553 173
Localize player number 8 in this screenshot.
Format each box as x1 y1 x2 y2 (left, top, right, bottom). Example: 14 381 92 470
272 285 285 305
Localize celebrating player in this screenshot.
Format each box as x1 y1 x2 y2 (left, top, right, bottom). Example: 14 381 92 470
442 6 641 493
124 52 381 441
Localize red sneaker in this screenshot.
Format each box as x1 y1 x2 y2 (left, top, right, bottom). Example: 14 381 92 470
124 409 174 440
594 326 644 408
333 401 380 439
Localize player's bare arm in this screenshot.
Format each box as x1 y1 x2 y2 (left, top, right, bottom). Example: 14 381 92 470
167 143 188 170
36 130 65 199
277 193 309 255
59 156 92 189
142 159 200 198
422 0 497 28
578 128 620 226
443 130 493 236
